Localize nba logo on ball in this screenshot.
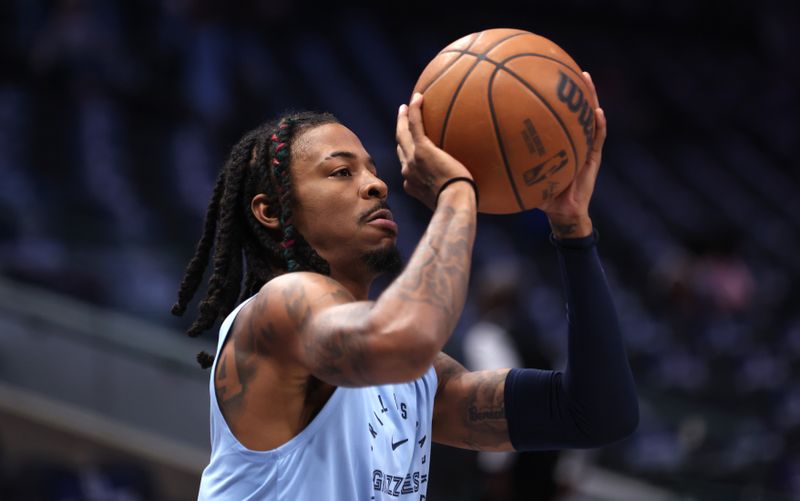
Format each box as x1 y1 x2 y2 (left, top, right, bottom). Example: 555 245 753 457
413 28 596 214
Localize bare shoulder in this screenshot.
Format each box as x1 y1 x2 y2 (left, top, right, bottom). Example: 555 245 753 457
261 272 355 308
234 272 360 366
215 272 356 408
263 271 352 292
249 272 356 331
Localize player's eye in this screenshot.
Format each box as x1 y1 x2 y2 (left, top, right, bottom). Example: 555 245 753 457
331 168 352 177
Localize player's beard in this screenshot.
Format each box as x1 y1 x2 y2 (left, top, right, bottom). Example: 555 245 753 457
361 244 403 276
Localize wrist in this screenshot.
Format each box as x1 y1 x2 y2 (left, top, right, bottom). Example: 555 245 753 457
549 228 598 249
436 177 478 207
547 214 592 239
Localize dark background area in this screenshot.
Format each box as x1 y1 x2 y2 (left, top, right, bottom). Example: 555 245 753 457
0 0 798 499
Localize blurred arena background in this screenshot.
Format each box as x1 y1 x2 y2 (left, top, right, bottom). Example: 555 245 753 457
0 1 798 499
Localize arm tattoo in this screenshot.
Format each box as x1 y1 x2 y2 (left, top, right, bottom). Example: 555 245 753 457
434 352 465 397
434 353 511 451
283 277 373 387
319 275 356 304
283 283 311 331
308 325 371 386
215 290 277 416
468 404 505 422
394 198 476 330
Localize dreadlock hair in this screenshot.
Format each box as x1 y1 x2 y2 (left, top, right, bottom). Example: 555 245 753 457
172 111 339 369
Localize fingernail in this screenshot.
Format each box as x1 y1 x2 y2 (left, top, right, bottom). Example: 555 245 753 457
412 92 422 103
398 104 405 114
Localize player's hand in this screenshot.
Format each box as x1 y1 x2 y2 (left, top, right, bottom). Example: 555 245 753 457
539 71 606 238
396 93 473 210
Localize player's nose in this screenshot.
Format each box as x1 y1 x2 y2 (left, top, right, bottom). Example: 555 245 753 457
361 173 388 200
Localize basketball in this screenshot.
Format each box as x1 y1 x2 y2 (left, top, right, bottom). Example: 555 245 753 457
413 28 596 214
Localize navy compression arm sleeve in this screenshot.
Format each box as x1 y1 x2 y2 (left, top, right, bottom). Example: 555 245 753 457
504 230 639 450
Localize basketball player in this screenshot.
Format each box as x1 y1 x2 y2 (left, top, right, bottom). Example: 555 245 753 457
173 72 638 500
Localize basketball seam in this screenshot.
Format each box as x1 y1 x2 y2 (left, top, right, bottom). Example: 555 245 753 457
439 31 529 147
487 67 526 211
484 31 536 59
418 33 481 95
442 48 581 183
501 52 584 79
440 49 585 83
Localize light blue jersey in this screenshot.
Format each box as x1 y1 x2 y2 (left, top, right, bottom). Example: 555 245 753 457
198 296 437 500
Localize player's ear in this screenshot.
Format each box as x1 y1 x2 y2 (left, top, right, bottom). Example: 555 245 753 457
251 193 280 230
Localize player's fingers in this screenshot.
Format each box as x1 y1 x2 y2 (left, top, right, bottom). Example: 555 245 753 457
399 146 410 178
396 144 407 165
592 107 607 154
395 104 414 160
407 93 429 144
581 108 606 181
582 71 600 109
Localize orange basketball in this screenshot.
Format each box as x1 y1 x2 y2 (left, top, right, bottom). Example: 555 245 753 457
413 28 596 214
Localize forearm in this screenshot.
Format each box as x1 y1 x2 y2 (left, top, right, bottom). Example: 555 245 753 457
504 231 638 450
292 185 476 386
558 231 638 438
371 184 477 366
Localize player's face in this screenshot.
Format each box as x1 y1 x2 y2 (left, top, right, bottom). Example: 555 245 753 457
289 123 399 275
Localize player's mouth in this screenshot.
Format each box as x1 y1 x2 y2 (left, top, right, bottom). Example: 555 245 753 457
365 208 398 234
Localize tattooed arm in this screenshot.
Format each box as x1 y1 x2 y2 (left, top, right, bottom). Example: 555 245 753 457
432 353 513 452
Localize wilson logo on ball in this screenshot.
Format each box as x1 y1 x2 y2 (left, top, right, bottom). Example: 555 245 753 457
556 71 595 149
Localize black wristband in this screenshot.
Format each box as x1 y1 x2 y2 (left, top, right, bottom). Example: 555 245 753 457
436 177 479 207
549 228 599 249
